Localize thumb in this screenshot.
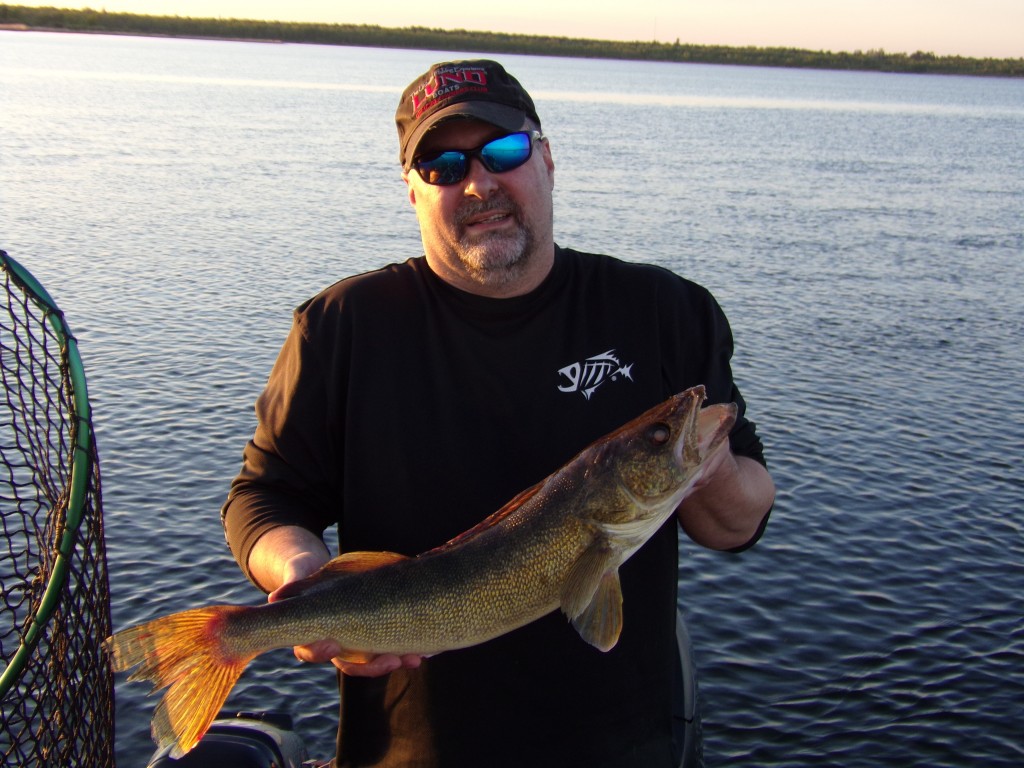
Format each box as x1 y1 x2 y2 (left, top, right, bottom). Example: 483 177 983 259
268 551 330 603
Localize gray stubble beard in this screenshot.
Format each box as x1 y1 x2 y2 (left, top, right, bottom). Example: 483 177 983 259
453 195 541 290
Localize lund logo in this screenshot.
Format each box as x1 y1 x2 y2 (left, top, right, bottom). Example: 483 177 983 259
558 350 634 400
412 66 488 114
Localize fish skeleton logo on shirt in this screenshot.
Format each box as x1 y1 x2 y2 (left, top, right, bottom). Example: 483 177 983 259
558 350 634 400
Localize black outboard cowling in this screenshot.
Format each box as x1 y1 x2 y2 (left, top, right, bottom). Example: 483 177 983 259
146 712 308 768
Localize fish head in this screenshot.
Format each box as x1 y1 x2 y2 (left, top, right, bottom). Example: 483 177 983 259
590 386 737 523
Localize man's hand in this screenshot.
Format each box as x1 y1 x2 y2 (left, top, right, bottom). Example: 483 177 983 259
676 447 775 551
260 532 424 677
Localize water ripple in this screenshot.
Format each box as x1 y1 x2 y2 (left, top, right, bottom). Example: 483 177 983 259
4 34 1023 766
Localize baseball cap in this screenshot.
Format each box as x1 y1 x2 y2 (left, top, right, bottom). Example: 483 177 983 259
396 59 541 168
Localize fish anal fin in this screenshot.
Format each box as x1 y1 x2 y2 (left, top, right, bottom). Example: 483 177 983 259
570 570 624 652
560 539 616 621
332 648 378 664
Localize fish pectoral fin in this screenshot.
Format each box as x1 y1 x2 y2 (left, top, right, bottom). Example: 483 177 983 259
570 570 624 652
559 539 616 621
561 540 625 652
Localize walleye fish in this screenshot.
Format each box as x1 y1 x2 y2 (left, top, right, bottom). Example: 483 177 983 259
106 385 736 757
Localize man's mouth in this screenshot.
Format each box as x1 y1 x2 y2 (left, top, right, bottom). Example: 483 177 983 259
465 210 512 228
457 194 521 232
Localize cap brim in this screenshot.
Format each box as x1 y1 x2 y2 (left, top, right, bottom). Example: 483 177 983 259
401 102 529 168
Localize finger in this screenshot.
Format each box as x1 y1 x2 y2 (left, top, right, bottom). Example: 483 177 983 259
267 584 289 603
284 551 328 582
269 552 330 603
293 639 344 664
269 580 305 603
694 442 734 489
399 654 424 669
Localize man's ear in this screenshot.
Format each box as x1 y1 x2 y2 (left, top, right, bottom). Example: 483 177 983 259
403 172 416 205
540 140 555 189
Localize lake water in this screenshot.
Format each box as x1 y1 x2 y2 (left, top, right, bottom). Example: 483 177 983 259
2 30 1023 767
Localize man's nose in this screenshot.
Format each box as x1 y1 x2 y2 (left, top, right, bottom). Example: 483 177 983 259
461 156 500 198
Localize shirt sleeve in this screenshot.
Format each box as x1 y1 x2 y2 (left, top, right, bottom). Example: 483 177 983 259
221 301 346 585
657 272 772 550
656 273 766 464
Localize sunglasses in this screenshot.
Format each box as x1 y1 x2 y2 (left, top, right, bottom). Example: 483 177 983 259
411 131 544 186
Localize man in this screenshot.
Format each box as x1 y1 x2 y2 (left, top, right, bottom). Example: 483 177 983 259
222 59 774 767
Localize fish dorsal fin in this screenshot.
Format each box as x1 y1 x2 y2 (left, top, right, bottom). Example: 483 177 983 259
570 570 624 652
321 551 410 573
560 538 617 622
432 482 545 552
273 551 409 600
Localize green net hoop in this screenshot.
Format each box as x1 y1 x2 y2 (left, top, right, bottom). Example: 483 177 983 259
0 250 114 767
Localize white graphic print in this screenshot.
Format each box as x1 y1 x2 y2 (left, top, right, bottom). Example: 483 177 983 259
557 349 634 400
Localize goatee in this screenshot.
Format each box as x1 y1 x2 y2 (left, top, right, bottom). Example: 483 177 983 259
454 195 536 288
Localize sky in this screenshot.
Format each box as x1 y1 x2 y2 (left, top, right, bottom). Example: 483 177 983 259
17 0 1024 59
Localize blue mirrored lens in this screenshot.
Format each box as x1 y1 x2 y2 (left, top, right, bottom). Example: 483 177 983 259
479 132 533 173
417 151 469 186
414 132 535 186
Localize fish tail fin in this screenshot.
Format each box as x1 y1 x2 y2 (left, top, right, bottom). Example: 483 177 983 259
105 605 257 758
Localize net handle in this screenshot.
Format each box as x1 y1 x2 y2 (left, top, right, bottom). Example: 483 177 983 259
0 250 95 697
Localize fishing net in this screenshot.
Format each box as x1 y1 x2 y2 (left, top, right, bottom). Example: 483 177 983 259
0 250 114 767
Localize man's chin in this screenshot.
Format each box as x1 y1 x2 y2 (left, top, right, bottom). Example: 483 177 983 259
459 237 529 274
461 255 530 289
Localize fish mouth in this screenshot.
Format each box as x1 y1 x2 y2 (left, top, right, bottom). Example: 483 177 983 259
693 401 736 459
666 387 736 471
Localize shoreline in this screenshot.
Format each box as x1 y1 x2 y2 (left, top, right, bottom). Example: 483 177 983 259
1 24 284 45
2 7 1021 78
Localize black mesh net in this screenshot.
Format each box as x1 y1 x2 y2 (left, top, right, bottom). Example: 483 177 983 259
1 250 114 767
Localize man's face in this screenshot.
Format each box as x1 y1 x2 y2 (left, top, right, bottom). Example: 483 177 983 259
403 118 555 298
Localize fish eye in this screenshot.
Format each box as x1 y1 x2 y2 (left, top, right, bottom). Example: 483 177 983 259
647 423 671 445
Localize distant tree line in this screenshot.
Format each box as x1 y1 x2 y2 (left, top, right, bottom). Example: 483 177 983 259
2 5 1022 78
